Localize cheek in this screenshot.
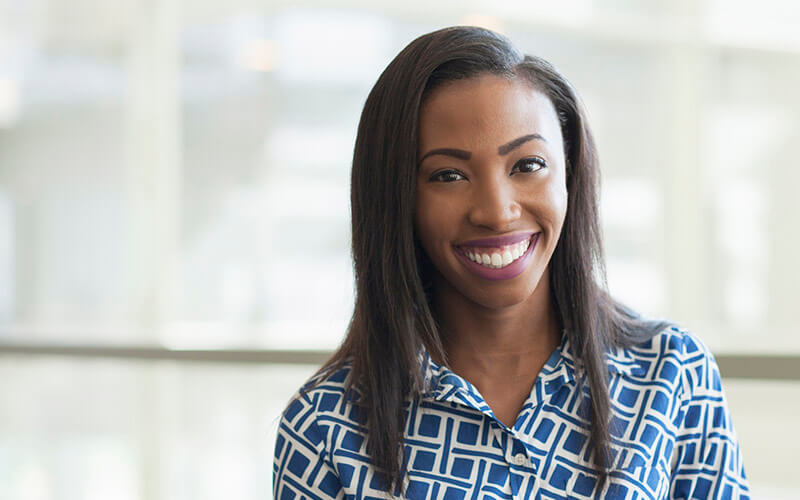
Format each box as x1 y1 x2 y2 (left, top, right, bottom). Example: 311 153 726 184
554 187 568 224
544 175 569 224
527 182 568 229
414 190 463 257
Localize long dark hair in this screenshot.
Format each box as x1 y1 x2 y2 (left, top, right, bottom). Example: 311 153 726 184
306 25 669 493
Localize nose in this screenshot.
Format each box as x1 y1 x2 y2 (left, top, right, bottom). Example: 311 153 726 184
467 173 522 231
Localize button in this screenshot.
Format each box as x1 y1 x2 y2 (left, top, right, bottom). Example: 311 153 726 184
512 453 528 466
509 453 536 469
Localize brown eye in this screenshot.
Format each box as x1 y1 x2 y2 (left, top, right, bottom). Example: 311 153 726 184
511 157 546 175
430 170 466 182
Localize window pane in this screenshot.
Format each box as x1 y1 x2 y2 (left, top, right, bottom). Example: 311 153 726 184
0 357 796 499
0 357 317 500
0 1 798 353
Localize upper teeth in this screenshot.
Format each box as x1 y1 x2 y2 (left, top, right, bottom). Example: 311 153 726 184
463 238 531 269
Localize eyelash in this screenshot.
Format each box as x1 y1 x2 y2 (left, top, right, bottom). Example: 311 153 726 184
429 157 547 182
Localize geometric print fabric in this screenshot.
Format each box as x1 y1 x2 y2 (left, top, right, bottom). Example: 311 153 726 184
273 326 750 499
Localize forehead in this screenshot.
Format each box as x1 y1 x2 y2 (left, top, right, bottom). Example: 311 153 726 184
417 75 562 154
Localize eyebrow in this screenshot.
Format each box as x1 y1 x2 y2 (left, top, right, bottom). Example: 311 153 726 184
418 133 547 165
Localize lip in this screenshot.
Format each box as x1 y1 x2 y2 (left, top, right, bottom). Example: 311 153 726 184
457 231 537 249
453 233 540 281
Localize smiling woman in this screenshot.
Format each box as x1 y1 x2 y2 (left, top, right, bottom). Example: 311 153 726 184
415 76 566 305
414 76 568 428
273 26 750 499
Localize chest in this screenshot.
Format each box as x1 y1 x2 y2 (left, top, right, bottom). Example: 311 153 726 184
328 390 680 499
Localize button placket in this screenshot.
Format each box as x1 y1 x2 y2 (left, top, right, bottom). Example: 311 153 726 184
507 437 535 470
507 438 538 500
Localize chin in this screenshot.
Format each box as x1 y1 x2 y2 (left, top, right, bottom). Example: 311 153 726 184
446 269 545 310
471 284 541 310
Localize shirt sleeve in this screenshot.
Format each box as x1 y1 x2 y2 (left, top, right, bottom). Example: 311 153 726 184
273 397 345 500
668 333 750 499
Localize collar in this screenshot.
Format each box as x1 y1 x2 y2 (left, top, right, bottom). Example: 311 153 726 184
419 331 647 401
420 333 574 407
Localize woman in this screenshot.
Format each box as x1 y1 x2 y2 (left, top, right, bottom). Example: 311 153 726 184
273 26 749 499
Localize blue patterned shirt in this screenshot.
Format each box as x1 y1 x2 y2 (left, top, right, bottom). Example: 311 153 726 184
273 326 749 499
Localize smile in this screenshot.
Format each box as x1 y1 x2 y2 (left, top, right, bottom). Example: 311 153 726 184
462 238 531 269
453 232 540 281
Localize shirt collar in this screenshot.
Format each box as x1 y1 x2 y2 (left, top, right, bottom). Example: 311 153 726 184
420 332 574 403
419 330 646 399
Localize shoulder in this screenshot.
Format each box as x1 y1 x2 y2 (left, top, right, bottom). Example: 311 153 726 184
277 361 364 452
274 362 369 499
634 330 750 493
620 323 721 400
627 323 713 364
283 361 359 421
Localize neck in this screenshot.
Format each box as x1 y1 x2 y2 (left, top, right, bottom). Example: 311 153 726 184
431 267 562 378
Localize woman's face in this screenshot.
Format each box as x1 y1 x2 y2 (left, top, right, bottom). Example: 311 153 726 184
415 74 568 310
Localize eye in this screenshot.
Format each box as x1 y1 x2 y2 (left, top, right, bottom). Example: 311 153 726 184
511 157 547 175
429 169 466 182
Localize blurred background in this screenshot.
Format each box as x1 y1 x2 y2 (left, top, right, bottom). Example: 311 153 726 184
1 0 798 498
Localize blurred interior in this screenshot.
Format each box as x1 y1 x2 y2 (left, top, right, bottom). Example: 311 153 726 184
1 0 798 498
